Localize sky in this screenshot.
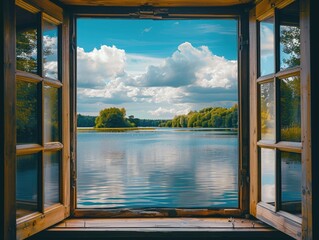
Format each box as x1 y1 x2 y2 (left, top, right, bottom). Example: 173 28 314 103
77 19 238 119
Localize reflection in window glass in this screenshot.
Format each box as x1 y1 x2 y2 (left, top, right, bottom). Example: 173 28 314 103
261 148 276 205
280 76 301 142
43 21 59 79
16 154 39 218
281 151 301 215
16 6 38 74
44 86 60 142
280 1 300 70
17 81 40 144
259 82 275 140
259 17 275 76
44 151 60 207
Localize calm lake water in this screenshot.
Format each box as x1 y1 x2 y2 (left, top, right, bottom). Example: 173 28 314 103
77 128 239 208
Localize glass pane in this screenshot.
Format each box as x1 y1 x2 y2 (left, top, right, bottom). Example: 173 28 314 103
16 154 39 218
259 17 275 76
280 1 300 70
44 86 60 142
259 82 275 140
281 152 301 216
261 148 276 205
280 76 301 142
16 6 38 74
43 21 59 79
17 81 40 144
44 151 60 207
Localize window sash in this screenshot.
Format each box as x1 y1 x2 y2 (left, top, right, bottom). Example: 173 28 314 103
14 1 70 239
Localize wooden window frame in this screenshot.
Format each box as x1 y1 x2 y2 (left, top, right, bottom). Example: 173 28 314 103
13 1 71 239
69 6 250 218
249 0 315 239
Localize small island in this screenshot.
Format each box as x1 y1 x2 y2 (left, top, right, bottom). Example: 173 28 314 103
77 104 238 132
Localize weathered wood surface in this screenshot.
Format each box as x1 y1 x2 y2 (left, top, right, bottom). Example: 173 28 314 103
58 0 252 7
28 217 294 240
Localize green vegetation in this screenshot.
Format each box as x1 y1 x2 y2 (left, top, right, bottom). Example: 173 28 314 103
77 105 238 129
78 127 155 132
159 104 238 128
95 107 134 128
77 114 96 127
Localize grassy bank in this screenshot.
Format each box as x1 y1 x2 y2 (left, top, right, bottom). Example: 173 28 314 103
77 127 156 132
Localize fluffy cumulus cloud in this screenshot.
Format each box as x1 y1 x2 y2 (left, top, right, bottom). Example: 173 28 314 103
43 36 58 79
136 42 237 89
77 45 126 89
77 42 238 117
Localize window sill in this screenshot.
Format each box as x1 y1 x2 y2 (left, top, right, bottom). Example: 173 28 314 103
29 217 294 240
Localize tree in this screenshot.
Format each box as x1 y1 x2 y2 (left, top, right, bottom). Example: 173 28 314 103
95 107 131 128
280 25 300 68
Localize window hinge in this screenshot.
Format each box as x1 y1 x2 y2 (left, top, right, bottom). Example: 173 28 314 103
130 5 168 19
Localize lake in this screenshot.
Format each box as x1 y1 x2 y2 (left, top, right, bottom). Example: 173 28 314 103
77 128 239 209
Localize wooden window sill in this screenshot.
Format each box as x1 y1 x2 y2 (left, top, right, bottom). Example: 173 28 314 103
28 217 294 239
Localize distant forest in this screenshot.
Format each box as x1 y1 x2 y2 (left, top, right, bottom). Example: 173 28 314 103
77 104 238 129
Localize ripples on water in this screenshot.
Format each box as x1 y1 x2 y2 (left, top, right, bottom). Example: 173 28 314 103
77 128 239 208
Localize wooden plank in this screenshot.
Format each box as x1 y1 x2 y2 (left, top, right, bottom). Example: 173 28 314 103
0 0 17 239
58 0 252 7
61 9 71 218
16 205 66 239
19 0 63 22
256 0 294 21
73 208 244 218
57 218 269 229
238 8 250 215
249 5 258 217
300 0 316 239
28 218 294 240
256 204 301 239
69 10 77 215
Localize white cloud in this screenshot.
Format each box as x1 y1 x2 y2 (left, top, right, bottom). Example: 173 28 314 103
76 43 238 117
260 24 274 57
137 42 237 89
77 46 126 89
143 27 152 33
149 106 191 117
43 61 58 79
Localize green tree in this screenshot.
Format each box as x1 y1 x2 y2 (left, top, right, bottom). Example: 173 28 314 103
95 107 130 128
280 26 300 68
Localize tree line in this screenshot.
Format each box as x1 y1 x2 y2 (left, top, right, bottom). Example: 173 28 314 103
77 104 238 129
158 104 238 128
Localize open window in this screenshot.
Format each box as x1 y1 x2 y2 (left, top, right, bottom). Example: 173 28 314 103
249 0 312 239
2 0 317 239
14 1 70 239
71 7 250 218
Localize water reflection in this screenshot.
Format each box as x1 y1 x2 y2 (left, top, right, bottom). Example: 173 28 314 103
77 129 238 208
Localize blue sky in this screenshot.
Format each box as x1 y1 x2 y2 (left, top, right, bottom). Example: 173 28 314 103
77 19 238 119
